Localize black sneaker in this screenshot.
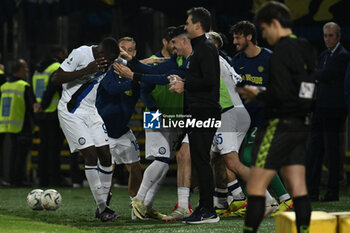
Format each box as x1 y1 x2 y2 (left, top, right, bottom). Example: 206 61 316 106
95 192 113 219
182 207 220 224
100 207 120 222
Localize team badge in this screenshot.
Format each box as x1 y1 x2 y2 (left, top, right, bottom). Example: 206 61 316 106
159 147 166 155
258 66 264 73
78 137 86 145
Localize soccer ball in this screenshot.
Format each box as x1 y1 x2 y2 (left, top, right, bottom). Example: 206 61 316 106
26 189 44 210
41 189 62 210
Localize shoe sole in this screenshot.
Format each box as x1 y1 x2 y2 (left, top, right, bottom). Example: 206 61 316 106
183 216 220 224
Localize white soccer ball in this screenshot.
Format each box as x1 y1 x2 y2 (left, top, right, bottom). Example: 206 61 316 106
41 189 62 210
26 189 44 210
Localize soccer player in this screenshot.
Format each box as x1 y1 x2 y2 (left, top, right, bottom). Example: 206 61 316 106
207 32 250 216
231 20 293 216
95 36 143 220
115 25 193 220
52 37 120 222
238 2 316 233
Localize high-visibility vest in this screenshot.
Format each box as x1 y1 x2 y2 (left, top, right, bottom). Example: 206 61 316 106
0 80 30 133
0 69 4 75
32 62 60 112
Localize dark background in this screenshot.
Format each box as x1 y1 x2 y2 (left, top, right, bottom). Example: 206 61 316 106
1 0 350 74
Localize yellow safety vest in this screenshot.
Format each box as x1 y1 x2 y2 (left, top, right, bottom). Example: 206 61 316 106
0 80 30 133
32 62 60 112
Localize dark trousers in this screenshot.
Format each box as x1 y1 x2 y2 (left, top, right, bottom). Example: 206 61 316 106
188 126 217 211
37 119 64 186
306 109 346 197
0 132 31 185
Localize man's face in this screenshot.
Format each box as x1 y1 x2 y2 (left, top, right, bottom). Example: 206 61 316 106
99 48 118 65
165 40 175 55
323 27 339 50
260 22 279 46
233 33 249 52
185 15 196 39
171 36 186 57
119 40 137 57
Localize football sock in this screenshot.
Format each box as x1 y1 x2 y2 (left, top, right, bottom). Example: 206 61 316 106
178 187 190 209
98 165 113 204
293 195 311 233
214 187 228 209
269 174 290 202
228 180 246 200
85 165 106 213
135 160 169 202
144 160 169 207
243 195 265 233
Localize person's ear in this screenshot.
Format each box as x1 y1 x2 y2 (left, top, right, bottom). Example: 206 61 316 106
246 34 252 41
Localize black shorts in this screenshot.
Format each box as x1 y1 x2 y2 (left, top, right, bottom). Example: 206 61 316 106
251 117 308 170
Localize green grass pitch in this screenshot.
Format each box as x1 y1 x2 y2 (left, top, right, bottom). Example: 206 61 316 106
0 185 349 232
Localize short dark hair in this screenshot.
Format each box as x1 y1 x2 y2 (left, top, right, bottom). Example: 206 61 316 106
169 25 187 39
254 1 293 29
12 59 25 73
230 21 257 45
186 7 211 32
101 37 120 56
50 45 66 58
163 26 176 41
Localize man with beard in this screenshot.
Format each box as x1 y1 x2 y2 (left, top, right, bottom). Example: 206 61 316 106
231 20 293 217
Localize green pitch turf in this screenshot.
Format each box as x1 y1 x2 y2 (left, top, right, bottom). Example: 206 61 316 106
0 185 349 233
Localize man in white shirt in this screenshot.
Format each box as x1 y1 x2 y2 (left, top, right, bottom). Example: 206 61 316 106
52 37 120 222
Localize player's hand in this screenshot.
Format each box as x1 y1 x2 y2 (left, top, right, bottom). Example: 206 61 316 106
85 57 108 74
236 85 260 102
119 47 132 61
114 63 134 79
169 75 184 94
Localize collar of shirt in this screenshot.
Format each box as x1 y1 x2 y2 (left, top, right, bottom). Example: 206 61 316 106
190 34 207 48
329 42 340 56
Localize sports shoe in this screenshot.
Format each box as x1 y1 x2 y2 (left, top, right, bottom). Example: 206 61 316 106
215 207 228 215
95 191 113 219
220 206 246 218
182 207 220 224
163 207 191 221
264 201 279 218
131 197 147 220
228 198 248 212
270 199 293 217
173 202 194 213
146 207 169 220
99 207 120 222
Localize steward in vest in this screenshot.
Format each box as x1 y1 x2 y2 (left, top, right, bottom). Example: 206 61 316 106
0 59 35 186
32 46 67 186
